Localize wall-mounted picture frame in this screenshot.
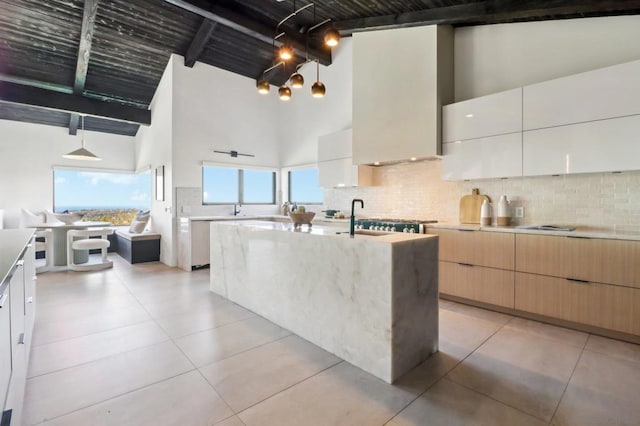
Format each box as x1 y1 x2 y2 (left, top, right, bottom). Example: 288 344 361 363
155 165 164 201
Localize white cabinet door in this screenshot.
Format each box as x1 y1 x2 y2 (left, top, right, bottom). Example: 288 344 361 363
523 59 640 130
318 159 350 188
0 285 11 410
442 133 522 180
443 88 522 143
318 129 352 162
191 221 211 267
523 115 640 176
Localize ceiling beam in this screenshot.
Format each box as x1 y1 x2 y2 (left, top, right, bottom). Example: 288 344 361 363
161 0 332 65
335 0 640 34
69 0 100 135
185 19 218 68
0 82 151 126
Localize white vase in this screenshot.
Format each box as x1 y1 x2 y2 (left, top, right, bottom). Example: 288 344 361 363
480 199 492 226
497 195 510 226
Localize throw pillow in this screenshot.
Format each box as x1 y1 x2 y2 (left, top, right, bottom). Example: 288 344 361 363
20 209 46 227
129 220 147 234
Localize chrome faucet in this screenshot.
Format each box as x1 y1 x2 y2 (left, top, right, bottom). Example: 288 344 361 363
350 199 364 238
233 203 241 216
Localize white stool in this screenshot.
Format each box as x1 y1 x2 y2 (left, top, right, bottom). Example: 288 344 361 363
67 228 114 271
35 229 53 273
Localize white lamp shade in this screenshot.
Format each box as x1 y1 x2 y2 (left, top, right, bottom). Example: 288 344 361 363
62 147 101 161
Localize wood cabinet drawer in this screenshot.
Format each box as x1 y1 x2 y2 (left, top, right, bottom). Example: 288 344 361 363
430 229 514 270
516 234 640 288
563 237 640 288
515 272 640 335
440 261 514 308
515 234 564 276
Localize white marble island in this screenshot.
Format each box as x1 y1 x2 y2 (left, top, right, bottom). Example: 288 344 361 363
210 220 439 383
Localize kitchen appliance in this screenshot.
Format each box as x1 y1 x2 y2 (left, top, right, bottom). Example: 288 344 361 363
460 188 490 224
354 218 437 234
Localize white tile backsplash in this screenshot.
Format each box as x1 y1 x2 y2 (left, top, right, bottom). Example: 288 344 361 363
176 187 279 217
323 160 640 229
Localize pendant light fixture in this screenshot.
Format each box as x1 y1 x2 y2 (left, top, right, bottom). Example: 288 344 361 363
290 71 304 89
278 85 292 101
311 60 325 98
256 79 270 94
256 2 334 100
324 27 340 47
62 115 101 161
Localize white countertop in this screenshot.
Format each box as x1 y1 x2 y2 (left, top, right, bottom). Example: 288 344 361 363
213 219 436 244
427 223 640 241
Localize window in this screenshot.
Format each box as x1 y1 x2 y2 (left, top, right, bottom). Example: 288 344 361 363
202 165 275 204
288 168 323 204
53 169 151 225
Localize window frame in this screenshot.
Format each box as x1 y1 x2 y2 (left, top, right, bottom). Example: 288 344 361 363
285 165 323 205
201 163 277 205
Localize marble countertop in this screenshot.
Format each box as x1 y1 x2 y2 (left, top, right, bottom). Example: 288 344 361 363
213 220 435 244
1 229 35 292
427 223 640 241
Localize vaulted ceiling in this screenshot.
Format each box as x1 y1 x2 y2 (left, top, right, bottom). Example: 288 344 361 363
1 0 639 136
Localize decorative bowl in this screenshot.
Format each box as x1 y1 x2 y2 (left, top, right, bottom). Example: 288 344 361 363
288 212 315 227
54 212 85 224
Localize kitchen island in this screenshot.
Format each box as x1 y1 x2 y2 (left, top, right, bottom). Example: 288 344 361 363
209 220 439 383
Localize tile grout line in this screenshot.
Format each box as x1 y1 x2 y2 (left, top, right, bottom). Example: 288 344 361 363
383 312 513 425
231 360 345 419
548 332 590 424
29 369 200 425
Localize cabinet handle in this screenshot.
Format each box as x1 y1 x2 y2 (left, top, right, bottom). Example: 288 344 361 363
27 297 33 304
18 333 25 345
27 243 33 248
17 259 24 267
457 229 475 232
566 236 591 240
458 263 474 268
566 278 590 284
0 294 7 308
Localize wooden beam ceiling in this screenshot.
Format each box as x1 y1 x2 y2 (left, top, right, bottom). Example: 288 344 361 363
160 0 332 66
336 0 640 34
69 0 100 135
0 82 151 126
185 19 218 67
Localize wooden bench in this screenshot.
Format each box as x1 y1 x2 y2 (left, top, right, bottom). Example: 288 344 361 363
114 228 161 264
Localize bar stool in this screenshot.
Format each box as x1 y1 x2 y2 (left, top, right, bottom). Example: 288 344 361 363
67 228 114 271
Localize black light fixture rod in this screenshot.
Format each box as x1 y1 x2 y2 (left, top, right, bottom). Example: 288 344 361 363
276 2 314 29
308 18 331 34
213 150 255 158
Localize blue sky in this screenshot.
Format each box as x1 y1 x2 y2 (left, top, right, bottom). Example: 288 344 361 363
54 170 151 210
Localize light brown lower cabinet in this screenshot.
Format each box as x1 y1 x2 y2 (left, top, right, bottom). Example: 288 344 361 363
439 261 515 308
515 272 640 336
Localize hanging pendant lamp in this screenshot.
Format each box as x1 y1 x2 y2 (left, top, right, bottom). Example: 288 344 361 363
63 115 101 161
324 27 340 47
311 60 325 98
279 85 292 101
290 72 304 89
256 79 270 94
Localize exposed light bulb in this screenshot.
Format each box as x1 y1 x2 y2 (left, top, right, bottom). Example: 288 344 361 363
279 44 293 61
324 28 340 47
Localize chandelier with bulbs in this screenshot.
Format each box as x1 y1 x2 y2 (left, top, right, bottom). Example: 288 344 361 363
256 1 340 101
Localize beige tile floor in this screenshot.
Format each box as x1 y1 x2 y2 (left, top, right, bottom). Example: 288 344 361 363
23 255 640 425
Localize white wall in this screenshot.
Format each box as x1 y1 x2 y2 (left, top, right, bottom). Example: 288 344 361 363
171 55 281 188
279 39 353 167
0 119 135 228
135 55 175 265
455 15 640 100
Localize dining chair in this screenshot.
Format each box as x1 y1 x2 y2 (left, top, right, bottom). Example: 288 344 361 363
35 229 53 273
67 228 114 271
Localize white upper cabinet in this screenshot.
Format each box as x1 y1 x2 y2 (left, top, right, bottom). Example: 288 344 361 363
523 59 640 130
317 129 373 188
352 25 453 164
523 115 640 176
318 129 352 162
443 88 523 143
442 133 522 180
